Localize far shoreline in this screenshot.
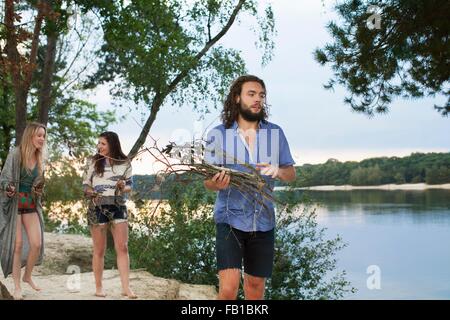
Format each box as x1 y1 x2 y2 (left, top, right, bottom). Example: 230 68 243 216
275 183 450 191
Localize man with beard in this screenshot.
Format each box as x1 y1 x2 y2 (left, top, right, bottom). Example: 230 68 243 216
204 75 296 300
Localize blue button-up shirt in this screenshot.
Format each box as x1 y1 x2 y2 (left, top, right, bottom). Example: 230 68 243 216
205 120 295 232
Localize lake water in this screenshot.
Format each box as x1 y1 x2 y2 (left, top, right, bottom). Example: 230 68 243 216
306 189 450 300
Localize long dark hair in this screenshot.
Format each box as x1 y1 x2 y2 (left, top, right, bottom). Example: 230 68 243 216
92 131 128 176
221 75 269 128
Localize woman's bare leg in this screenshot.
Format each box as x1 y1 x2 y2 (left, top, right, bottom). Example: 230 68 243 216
12 215 23 299
90 224 108 297
21 212 42 291
111 222 137 299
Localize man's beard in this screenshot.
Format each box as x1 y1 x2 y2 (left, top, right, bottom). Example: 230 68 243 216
239 104 265 122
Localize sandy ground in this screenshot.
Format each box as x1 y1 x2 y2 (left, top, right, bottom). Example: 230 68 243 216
2 269 216 300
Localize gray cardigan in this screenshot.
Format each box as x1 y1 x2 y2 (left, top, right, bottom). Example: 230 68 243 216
0 148 45 278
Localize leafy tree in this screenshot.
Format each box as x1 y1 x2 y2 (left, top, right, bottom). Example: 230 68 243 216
315 0 449 116
426 166 450 184
394 172 406 184
0 73 14 162
0 3 116 165
81 0 276 158
350 166 367 185
366 164 382 185
1 0 68 141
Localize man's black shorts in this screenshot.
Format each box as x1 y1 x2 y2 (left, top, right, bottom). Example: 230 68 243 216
216 223 275 278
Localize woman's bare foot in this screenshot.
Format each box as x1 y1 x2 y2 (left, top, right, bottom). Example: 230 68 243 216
13 288 24 300
22 276 41 291
121 288 137 299
94 288 107 297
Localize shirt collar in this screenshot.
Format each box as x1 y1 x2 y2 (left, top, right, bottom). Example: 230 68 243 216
232 120 266 132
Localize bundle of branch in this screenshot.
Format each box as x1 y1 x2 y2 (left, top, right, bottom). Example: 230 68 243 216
140 137 276 205
183 162 274 202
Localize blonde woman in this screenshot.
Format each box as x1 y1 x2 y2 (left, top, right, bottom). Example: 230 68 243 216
0 122 47 300
82 131 137 299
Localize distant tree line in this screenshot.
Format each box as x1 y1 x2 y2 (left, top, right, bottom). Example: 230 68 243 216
290 152 450 187
131 153 450 198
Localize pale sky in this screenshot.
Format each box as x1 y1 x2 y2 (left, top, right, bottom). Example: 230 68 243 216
86 0 450 174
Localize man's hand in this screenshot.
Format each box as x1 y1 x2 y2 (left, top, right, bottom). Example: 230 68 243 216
256 163 279 179
204 170 230 191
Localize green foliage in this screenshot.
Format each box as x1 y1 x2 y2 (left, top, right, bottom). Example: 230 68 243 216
0 5 117 164
394 172 406 184
42 155 90 235
128 176 218 285
315 0 450 116
44 157 84 204
32 9 117 158
425 166 450 184
0 79 15 165
46 97 116 158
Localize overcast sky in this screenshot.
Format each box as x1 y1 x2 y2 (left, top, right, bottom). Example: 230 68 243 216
87 0 450 174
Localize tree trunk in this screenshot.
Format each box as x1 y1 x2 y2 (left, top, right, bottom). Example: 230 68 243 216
128 95 162 159
14 90 27 145
38 32 58 126
0 124 13 166
0 83 14 165
4 0 44 143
